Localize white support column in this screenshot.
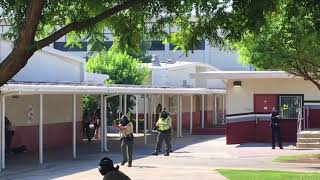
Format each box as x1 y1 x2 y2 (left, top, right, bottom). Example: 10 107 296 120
144 94 147 144
124 94 127 115
100 95 104 153
39 94 43 164
212 95 215 126
162 94 165 110
201 94 205 128
135 95 139 134
0 95 2 171
179 95 183 137
214 95 217 126
119 95 123 118
150 94 155 131
222 95 225 125
176 95 180 138
104 97 108 152
72 94 77 159
149 94 153 130
190 95 193 135
1 95 5 169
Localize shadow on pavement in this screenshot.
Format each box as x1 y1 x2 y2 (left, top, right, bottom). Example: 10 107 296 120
0 131 224 179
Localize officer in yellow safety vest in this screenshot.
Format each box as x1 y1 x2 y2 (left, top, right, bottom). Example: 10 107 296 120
152 110 172 156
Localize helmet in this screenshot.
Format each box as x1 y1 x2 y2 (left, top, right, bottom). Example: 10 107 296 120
161 111 168 119
98 157 119 175
120 115 129 126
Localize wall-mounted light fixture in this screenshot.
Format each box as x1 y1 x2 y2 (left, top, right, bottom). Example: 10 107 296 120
233 80 242 87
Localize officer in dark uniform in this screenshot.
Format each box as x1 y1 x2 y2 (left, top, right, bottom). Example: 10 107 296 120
270 108 283 149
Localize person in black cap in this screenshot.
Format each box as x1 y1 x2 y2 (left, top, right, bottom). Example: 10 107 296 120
98 157 131 180
113 115 134 167
270 107 283 149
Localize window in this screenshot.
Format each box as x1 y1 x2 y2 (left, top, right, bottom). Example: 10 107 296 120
104 41 113 49
169 40 205 50
149 41 165 50
279 95 303 119
53 42 87 51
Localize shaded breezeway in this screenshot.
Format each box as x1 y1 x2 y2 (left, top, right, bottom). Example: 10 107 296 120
1 133 320 180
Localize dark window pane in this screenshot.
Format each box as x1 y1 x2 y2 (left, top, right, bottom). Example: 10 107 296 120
149 41 165 50
169 44 181 50
170 40 205 50
54 42 87 51
104 41 113 49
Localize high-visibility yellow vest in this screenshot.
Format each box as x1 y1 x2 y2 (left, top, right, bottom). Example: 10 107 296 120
156 116 172 131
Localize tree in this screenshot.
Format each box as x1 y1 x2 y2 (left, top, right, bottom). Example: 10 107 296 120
0 0 276 86
235 0 320 89
86 49 149 121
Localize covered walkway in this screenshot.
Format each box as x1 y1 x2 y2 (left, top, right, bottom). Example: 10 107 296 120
0 82 226 170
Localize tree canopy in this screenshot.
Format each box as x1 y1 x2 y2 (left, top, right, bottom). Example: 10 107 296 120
0 0 275 86
236 0 320 89
86 49 149 120
3 0 320 89
86 49 149 85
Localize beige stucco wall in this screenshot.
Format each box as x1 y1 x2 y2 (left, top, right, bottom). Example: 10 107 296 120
226 78 320 115
5 94 83 126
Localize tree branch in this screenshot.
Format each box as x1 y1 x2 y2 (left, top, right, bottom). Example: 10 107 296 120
34 0 149 50
294 58 320 90
16 0 46 50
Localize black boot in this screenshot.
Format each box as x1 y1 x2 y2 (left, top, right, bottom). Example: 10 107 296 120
152 151 158 156
164 151 169 156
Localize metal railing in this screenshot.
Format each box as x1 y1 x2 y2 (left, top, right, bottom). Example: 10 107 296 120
297 107 304 133
297 106 310 133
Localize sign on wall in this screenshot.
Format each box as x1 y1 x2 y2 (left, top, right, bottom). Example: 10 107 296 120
26 105 35 124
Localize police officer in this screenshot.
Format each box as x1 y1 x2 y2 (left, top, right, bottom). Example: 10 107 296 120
270 108 283 149
152 110 172 156
114 115 134 167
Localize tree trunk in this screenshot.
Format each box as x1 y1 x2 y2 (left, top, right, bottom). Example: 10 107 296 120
0 49 34 86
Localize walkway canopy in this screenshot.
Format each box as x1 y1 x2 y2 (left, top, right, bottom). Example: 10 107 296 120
0 82 226 95
0 82 225 170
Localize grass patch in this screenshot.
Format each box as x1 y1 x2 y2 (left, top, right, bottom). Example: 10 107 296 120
273 154 320 162
218 169 320 180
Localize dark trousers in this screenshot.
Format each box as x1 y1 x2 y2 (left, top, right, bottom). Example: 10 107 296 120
155 132 172 153
121 140 133 165
272 126 283 148
5 131 13 152
84 122 92 142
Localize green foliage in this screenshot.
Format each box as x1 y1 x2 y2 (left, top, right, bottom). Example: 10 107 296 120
0 0 276 52
235 0 320 89
86 49 149 85
82 95 99 114
85 49 149 122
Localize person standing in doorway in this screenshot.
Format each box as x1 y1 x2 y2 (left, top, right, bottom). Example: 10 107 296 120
152 110 172 156
114 115 134 167
93 108 101 140
83 111 92 143
270 108 283 149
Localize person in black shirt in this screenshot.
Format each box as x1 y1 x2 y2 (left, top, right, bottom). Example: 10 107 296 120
98 157 131 180
270 108 283 149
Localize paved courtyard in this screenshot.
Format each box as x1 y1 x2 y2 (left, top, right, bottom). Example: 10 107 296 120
1 133 320 180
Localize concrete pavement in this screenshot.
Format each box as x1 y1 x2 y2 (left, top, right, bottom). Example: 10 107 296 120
1 134 320 179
